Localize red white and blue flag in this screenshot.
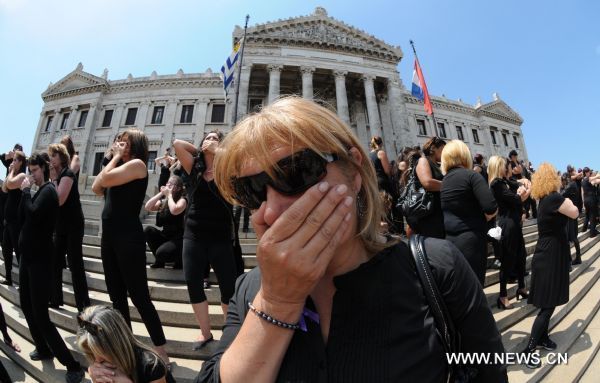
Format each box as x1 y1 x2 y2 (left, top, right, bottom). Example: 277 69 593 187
411 59 433 115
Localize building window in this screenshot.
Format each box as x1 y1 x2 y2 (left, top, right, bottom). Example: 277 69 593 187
125 108 138 126
151 106 164 124
437 122 446 138
147 151 157 172
60 113 70 130
102 110 113 127
490 131 497 145
78 110 88 127
472 129 480 144
502 133 508 146
513 135 519 148
211 104 225 123
45 116 54 132
180 105 194 123
93 152 105 176
456 126 464 141
249 98 263 113
417 119 427 135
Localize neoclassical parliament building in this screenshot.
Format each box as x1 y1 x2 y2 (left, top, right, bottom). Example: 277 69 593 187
32 7 528 181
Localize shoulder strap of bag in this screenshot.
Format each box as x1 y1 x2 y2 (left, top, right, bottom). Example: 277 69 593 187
409 234 458 354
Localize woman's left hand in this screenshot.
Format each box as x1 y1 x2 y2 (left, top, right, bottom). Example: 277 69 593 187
201 140 218 154
20 176 31 191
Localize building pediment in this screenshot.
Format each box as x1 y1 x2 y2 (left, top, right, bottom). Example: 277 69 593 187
234 7 402 63
477 100 523 125
43 63 108 101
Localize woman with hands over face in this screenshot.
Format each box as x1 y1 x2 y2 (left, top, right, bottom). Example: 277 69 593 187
197 97 507 383
92 129 170 365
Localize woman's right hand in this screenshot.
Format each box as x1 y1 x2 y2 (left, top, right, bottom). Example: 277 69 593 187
251 181 353 315
88 361 117 383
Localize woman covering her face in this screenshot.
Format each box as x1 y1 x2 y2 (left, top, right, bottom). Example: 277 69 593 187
197 97 507 383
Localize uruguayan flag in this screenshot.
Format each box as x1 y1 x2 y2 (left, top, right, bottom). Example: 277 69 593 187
221 38 243 93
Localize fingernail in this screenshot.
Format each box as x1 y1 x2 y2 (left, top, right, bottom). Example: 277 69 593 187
344 212 352 221
319 181 329 192
336 184 348 195
344 196 353 206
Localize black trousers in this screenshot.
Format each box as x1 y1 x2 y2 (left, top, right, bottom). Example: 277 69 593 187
583 199 598 235
233 205 250 231
0 191 5 243
523 197 537 219
528 307 555 348
50 225 91 312
499 224 526 297
183 238 237 304
101 226 166 346
144 226 183 266
2 223 21 284
446 231 487 285
19 258 80 371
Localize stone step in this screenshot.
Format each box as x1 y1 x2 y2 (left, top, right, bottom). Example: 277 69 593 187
579 339 600 382
504 244 600 382
0 294 202 383
0 343 37 383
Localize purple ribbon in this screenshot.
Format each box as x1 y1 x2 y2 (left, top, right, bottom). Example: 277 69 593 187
298 307 320 332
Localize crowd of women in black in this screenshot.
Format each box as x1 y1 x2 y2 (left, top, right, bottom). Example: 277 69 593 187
372 135 599 368
0 112 599 381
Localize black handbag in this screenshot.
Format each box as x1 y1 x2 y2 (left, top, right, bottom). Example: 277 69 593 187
409 235 477 383
397 165 434 219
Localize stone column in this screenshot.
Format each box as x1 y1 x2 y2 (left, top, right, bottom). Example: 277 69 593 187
80 104 98 173
333 70 350 125
137 101 150 129
67 106 79 131
48 109 62 144
232 64 251 124
193 98 209 147
267 64 283 104
362 74 382 139
386 74 413 149
110 104 126 140
162 99 178 145
378 95 396 158
31 111 46 151
301 66 315 100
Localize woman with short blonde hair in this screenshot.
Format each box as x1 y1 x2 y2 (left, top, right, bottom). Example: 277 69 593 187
440 140 497 283
522 163 579 368
199 97 507 382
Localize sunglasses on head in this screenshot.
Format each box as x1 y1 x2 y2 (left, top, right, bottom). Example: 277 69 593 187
77 315 102 337
231 149 339 210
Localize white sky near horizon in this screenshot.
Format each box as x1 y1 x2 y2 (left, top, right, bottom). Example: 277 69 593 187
1 0 599 175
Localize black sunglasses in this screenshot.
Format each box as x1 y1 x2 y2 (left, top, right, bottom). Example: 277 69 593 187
77 315 102 337
231 149 339 210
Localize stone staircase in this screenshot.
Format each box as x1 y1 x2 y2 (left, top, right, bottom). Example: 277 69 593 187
0 176 599 382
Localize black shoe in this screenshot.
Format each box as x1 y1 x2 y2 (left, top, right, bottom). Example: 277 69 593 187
538 337 557 351
150 262 165 269
572 258 582 265
497 297 513 310
29 349 53 361
173 263 183 270
516 289 529 300
48 302 62 309
521 347 541 369
65 368 85 383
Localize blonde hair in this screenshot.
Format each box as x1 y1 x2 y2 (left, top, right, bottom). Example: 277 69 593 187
48 143 71 169
487 156 507 184
440 140 473 175
77 306 164 383
531 163 561 200
214 96 388 255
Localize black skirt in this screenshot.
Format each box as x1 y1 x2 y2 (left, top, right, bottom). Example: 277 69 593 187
528 236 570 308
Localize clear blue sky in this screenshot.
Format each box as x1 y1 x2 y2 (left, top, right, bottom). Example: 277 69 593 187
1 0 598 176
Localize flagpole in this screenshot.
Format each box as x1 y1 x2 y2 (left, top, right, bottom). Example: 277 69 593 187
409 39 439 137
232 14 250 126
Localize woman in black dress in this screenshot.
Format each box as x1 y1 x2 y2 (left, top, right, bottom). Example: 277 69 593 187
523 163 579 368
1 150 27 286
488 156 530 309
368 136 392 194
92 129 170 365
19 152 85 383
60 135 81 177
408 136 446 238
173 131 238 350
48 143 90 312
561 172 582 265
144 175 187 269
440 140 497 284
582 167 598 237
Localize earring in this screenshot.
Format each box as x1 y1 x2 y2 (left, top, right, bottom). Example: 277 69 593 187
356 191 366 218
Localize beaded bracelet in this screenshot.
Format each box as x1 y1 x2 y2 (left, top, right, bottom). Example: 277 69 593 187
247 302 300 331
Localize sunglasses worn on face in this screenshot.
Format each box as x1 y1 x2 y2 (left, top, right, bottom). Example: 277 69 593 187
77 315 102 337
231 149 339 210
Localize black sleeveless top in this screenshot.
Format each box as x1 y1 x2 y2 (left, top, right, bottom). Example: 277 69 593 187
56 167 84 232
102 174 148 227
156 196 186 238
5 186 22 224
369 150 391 193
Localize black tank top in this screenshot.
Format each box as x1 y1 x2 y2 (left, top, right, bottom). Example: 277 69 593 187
157 196 186 238
184 177 233 242
5 186 22 224
57 168 84 231
102 174 148 226
369 150 391 193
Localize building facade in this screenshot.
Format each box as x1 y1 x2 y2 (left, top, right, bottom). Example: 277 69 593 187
32 7 527 180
